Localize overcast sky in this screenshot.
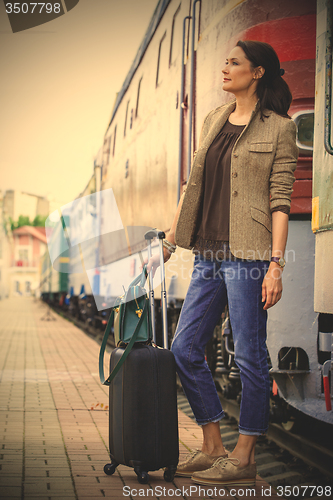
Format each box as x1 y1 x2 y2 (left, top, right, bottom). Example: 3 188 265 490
0 0 158 210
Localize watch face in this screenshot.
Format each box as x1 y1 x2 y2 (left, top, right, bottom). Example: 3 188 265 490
271 257 286 267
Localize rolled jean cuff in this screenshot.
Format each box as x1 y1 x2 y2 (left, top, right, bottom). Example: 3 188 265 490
197 410 225 426
239 426 268 436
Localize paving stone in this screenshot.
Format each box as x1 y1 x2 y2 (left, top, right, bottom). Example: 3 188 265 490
24 497 76 500
25 457 69 467
25 467 72 478
24 478 74 494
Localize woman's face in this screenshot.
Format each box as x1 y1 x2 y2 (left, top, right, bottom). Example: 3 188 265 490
222 46 261 96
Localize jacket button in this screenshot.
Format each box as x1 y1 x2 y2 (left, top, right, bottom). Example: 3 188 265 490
232 172 238 178
232 190 238 196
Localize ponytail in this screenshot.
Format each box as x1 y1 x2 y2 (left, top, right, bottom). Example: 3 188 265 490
236 40 292 120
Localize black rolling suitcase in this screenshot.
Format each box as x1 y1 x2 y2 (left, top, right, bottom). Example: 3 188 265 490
99 230 179 484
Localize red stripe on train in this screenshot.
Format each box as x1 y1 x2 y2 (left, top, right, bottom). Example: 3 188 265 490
241 15 316 63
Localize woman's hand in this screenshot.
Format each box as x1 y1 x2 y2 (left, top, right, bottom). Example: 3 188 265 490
145 248 172 277
262 262 283 310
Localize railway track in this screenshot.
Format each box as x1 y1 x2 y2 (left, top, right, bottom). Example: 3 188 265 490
178 392 333 498
47 305 115 349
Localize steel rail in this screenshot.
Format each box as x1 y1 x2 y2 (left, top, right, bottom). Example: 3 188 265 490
217 395 333 479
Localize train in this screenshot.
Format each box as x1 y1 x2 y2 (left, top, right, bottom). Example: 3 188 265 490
312 0 333 417
41 0 332 427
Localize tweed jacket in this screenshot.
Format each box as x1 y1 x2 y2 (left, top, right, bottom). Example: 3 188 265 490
175 100 298 261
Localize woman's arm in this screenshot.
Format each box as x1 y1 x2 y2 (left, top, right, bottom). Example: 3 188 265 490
262 117 298 310
165 190 186 247
269 118 298 211
146 190 186 274
262 210 289 310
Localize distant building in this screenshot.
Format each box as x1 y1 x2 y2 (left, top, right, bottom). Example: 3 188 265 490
3 190 49 222
0 192 13 300
0 190 50 298
0 226 12 300
9 226 47 296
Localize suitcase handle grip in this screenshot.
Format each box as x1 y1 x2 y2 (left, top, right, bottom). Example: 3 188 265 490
144 229 165 240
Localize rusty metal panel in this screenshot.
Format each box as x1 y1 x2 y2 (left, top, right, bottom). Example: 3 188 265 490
314 230 333 313
313 0 333 232
313 0 333 313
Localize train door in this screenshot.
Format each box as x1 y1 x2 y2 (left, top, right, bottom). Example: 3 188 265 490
312 0 333 412
313 0 333 314
177 0 201 201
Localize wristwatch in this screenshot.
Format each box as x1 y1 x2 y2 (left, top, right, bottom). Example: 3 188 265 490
271 256 286 268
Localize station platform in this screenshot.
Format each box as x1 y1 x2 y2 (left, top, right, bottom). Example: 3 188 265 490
0 297 280 499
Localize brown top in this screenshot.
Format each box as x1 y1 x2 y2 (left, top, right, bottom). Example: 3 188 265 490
196 119 245 242
193 118 290 260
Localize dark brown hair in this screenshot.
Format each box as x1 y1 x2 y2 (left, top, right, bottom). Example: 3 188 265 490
236 40 292 120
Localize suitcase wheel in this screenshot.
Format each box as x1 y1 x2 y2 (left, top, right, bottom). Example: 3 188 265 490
164 467 175 482
134 467 149 484
104 463 116 476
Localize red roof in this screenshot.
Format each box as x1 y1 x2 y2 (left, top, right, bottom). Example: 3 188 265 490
34 226 46 235
13 226 47 244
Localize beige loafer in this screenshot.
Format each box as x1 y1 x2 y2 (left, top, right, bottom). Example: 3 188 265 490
175 450 228 477
191 457 256 487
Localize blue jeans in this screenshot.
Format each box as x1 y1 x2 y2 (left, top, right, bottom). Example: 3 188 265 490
171 254 270 435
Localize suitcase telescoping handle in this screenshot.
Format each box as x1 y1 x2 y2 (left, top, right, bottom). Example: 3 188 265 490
144 229 169 349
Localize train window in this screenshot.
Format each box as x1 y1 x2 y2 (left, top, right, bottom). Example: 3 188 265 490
124 101 129 137
103 136 111 165
135 78 143 118
186 0 192 57
169 4 181 66
156 31 167 87
192 0 201 49
292 110 314 155
113 126 117 156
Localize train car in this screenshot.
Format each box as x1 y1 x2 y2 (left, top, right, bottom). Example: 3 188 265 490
267 0 333 426
41 171 99 324
66 173 95 321
311 0 333 415
41 214 69 305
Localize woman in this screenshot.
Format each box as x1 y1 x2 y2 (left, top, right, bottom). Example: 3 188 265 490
147 40 298 487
